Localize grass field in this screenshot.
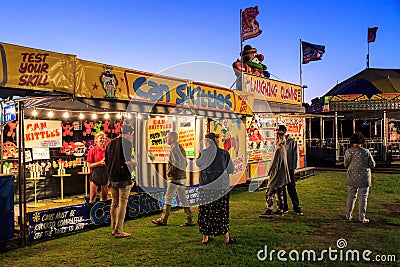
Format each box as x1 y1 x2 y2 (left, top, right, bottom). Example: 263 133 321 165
1 171 399 266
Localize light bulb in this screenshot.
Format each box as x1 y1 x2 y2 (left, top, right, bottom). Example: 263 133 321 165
116 113 122 119
48 111 54 118
79 113 84 120
104 113 110 119
91 113 97 120
32 109 38 116
138 114 143 120
63 111 69 119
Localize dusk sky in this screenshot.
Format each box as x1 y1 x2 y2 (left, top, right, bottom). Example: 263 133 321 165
1 0 399 102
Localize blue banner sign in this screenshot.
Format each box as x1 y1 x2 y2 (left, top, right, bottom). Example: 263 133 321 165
3 102 16 123
27 187 199 242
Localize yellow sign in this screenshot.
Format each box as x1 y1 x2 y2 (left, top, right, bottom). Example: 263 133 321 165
0 42 75 93
177 117 195 158
233 90 254 115
147 117 173 163
76 60 249 113
242 73 302 105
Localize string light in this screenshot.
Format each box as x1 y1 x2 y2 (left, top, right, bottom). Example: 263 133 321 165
126 113 132 119
116 112 122 119
138 113 143 120
31 109 38 116
47 110 54 118
91 113 97 120
63 111 69 119
79 113 84 120
104 113 110 119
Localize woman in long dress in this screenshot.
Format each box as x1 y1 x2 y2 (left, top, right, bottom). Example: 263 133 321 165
196 132 235 244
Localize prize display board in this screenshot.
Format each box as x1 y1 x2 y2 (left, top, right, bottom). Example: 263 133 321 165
246 114 276 163
278 116 305 168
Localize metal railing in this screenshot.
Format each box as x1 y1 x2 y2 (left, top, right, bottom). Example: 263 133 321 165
306 137 400 162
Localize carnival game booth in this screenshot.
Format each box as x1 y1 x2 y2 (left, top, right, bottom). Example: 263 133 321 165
306 68 400 165
0 41 253 245
0 42 81 245
236 73 306 181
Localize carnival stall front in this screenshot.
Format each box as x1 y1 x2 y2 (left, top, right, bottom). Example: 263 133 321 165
0 41 253 244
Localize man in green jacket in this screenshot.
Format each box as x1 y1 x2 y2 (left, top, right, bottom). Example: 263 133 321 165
152 131 194 226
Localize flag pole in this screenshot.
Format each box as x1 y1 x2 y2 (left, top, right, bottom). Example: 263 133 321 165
240 9 243 58
300 39 305 103
300 39 303 100
367 27 370 68
240 9 244 91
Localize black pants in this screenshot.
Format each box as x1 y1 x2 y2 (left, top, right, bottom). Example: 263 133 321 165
283 169 302 212
265 187 284 211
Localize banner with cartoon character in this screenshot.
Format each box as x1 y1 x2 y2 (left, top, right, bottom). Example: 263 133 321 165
75 59 188 102
75 60 252 115
0 42 75 92
147 117 173 163
209 119 247 185
24 119 62 148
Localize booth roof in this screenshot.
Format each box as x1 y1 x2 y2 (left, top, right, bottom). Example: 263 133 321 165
324 68 400 98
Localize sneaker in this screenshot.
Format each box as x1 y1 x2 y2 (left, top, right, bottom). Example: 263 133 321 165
283 210 289 214
361 218 369 223
274 210 284 216
259 210 274 218
296 211 304 216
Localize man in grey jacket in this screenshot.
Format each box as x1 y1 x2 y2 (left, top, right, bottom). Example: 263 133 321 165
152 131 194 226
277 125 304 216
